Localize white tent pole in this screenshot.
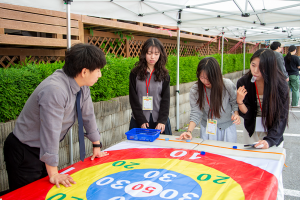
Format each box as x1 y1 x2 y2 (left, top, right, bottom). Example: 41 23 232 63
176 11 181 131
65 0 73 165
245 0 248 13
143 0 232 15
243 31 246 75
142 2 178 22
176 26 180 130
112 1 139 15
248 3 300 15
221 27 224 74
67 2 71 49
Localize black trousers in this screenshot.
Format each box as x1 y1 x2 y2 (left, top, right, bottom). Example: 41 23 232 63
129 113 172 135
3 133 48 192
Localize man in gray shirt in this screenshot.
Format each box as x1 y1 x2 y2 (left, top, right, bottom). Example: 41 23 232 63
3 43 108 192
270 41 289 81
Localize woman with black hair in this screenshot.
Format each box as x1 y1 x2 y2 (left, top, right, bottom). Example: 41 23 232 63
178 57 240 142
284 45 300 107
129 38 172 135
237 48 289 149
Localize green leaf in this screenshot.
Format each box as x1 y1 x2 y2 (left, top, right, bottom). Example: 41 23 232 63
109 42 114 48
125 35 131 40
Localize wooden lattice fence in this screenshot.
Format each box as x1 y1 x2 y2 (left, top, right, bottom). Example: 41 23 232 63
0 56 20 68
163 42 197 56
128 40 144 57
0 48 65 68
0 36 259 68
88 36 127 57
29 56 62 63
86 30 219 58
0 55 63 68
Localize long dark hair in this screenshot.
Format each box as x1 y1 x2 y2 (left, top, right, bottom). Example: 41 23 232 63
284 45 297 64
250 48 289 130
196 57 224 118
131 38 168 81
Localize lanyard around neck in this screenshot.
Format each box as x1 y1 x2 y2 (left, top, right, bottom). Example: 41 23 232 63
145 69 155 96
254 82 262 111
204 85 213 118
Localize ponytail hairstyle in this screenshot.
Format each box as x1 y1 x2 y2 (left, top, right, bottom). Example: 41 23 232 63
284 45 297 64
250 48 289 130
196 57 224 118
131 38 168 81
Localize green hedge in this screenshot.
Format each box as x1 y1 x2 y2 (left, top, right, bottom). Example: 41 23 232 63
0 54 251 122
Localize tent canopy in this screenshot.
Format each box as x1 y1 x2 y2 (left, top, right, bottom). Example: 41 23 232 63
2 0 300 44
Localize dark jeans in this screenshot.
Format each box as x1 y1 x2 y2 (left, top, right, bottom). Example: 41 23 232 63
3 133 48 192
129 113 172 135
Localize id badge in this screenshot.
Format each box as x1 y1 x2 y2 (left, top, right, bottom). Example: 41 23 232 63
143 96 153 110
255 117 266 132
206 119 217 135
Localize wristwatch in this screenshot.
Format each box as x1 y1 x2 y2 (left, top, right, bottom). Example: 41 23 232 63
93 142 102 148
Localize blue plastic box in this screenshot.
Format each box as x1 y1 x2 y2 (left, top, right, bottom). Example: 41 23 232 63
125 128 161 142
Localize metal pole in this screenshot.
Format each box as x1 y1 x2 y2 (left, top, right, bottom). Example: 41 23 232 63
67 3 71 49
243 31 246 75
69 131 73 164
65 0 73 165
221 27 224 74
176 10 181 131
259 43 261 49
176 25 180 131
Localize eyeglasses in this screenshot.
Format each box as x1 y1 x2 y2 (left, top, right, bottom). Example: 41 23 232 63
199 76 209 81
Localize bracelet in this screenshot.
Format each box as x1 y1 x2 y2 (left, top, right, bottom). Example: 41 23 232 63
237 102 244 105
187 130 192 133
93 142 102 148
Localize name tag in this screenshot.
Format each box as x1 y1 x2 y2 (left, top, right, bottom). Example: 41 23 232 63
206 119 217 135
143 96 153 110
255 117 266 132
